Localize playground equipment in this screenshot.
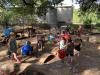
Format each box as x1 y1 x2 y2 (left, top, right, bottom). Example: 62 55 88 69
38 46 59 64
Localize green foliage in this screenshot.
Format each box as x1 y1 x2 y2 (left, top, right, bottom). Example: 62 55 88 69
0 9 14 26
73 10 82 23
83 19 92 25
39 23 51 29
96 23 100 27
0 0 64 16
0 0 47 16
37 1 49 16
81 12 98 25
73 9 99 24
76 0 100 24
0 7 36 26
0 0 49 26
0 0 65 28
77 0 100 13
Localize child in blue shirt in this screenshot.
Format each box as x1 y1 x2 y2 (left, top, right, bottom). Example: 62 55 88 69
48 33 55 41
21 41 33 57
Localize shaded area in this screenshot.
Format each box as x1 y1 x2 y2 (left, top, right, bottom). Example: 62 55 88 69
18 64 54 75
44 55 55 63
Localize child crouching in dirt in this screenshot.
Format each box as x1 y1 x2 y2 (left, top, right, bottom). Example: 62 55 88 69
7 32 21 63
21 41 33 57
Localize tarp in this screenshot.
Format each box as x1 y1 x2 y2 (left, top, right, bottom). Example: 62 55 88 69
3 28 14 37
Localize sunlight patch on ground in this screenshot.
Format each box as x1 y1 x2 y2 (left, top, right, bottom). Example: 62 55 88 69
82 68 100 75
89 36 97 43
0 50 7 56
97 46 100 50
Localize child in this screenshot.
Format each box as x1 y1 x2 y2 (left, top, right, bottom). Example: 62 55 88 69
62 31 71 42
7 32 20 63
21 41 33 57
70 38 82 73
48 33 55 48
66 38 74 66
48 33 55 41
74 38 82 57
37 35 45 50
58 37 67 63
77 25 83 42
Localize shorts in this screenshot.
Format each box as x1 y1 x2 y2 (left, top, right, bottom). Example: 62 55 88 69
67 51 74 56
7 50 17 56
58 50 66 59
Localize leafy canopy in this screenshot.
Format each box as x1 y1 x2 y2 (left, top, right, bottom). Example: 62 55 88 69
0 0 64 16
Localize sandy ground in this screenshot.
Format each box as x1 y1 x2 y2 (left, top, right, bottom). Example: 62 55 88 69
0 36 100 75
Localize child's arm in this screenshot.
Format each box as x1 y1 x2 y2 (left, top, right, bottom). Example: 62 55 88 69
21 48 23 56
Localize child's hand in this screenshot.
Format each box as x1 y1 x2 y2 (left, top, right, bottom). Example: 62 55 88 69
64 45 67 49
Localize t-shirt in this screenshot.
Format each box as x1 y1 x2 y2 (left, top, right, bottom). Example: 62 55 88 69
21 44 33 56
59 40 65 50
48 35 55 41
8 38 17 53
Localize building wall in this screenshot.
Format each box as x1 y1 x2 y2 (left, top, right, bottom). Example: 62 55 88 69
57 0 73 23
47 0 73 25
47 8 57 25
57 6 73 23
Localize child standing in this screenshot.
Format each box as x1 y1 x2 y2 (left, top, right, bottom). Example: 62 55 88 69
71 38 82 73
74 38 82 57
48 33 55 43
7 32 20 63
58 37 67 63
48 33 55 48
66 38 74 66
37 35 45 50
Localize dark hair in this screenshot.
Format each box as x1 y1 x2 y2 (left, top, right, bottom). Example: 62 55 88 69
57 32 60 35
63 31 65 34
68 38 72 43
74 38 81 43
26 41 31 45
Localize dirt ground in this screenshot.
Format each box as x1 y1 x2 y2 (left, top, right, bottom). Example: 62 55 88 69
0 35 100 75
